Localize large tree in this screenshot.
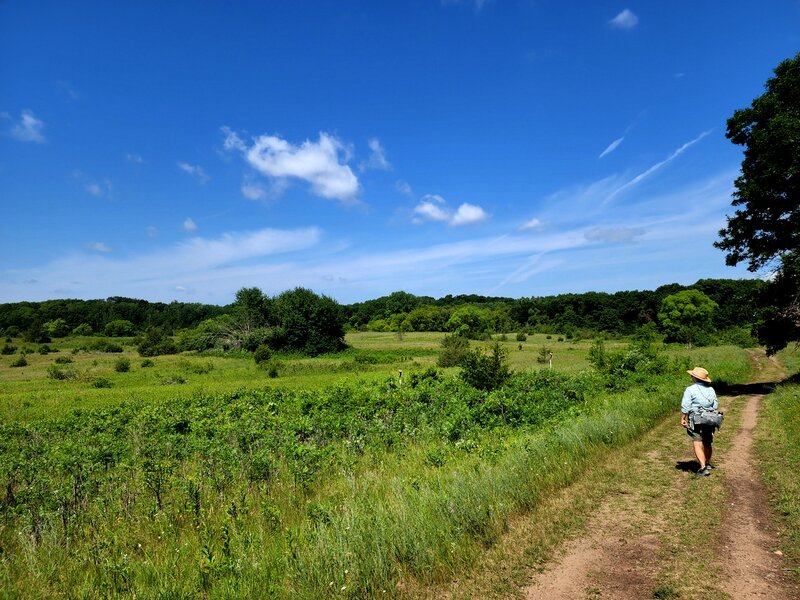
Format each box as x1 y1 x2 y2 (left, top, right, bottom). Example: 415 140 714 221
715 52 800 353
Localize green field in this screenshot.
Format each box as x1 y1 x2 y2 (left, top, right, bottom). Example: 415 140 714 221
0 333 757 598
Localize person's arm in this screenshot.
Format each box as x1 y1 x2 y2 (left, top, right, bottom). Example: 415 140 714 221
681 412 689 428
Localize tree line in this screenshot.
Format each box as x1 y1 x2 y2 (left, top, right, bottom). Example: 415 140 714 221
0 278 764 345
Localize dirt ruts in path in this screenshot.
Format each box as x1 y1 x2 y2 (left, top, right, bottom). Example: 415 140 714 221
719 392 798 599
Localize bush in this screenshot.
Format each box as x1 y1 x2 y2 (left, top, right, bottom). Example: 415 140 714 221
38 344 54 355
253 344 273 365
54 356 73 364
438 333 470 367
114 358 131 373
516 332 527 342
136 327 178 357
140 359 154 368
536 346 552 364
460 342 511 391
104 319 135 337
47 365 78 380
1 344 16 355
72 323 94 336
105 343 124 353
10 356 27 367
91 377 113 388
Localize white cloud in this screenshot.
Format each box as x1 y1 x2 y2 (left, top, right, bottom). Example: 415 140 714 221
178 162 210 184
598 136 624 159
363 138 391 171
605 130 711 203
146 226 158 238
241 180 267 201
414 198 450 222
223 128 360 203
584 226 645 244
8 110 46 143
183 218 198 232
84 178 112 198
126 153 144 164
413 194 489 227
610 9 638 29
396 180 414 197
520 218 544 231
451 203 488 226
88 242 112 253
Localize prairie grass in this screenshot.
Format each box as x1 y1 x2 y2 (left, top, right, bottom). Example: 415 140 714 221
0 336 754 598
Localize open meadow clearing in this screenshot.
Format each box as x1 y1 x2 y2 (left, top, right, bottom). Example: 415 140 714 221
0 333 764 598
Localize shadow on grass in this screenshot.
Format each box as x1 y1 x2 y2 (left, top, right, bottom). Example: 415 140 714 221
675 460 701 473
715 380 779 396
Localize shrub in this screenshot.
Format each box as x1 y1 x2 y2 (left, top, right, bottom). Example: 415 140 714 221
54 356 73 364
47 365 78 380
253 344 273 365
460 342 511 391
136 327 178 357
1 344 16 355
438 333 470 367
72 323 94 336
267 363 279 378
536 346 552 364
105 343 124 353
114 358 131 373
38 344 53 355
516 332 527 342
10 356 27 367
4 326 19 337
140 359 154 368
91 377 113 388
104 319 135 337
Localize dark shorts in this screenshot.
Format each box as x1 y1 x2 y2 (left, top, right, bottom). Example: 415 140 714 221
687 424 714 444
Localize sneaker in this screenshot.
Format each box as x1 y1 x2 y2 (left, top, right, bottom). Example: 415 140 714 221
695 465 711 477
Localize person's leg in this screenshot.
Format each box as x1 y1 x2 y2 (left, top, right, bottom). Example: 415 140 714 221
692 440 707 469
704 442 713 466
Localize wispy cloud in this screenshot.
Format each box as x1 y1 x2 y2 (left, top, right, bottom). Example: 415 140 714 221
126 153 144 164
84 178 113 199
609 9 638 29
87 242 113 253
605 130 712 202
178 162 210 184
183 218 198 232
361 138 391 171
396 180 414 197
584 226 645 243
520 218 545 231
6 110 46 143
598 136 625 159
146 226 158 238
222 127 360 204
55 81 81 101
241 179 268 201
413 194 489 227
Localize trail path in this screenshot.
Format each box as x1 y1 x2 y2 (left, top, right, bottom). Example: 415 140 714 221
521 351 798 600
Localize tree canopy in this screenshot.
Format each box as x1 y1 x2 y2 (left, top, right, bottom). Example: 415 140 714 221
716 52 800 353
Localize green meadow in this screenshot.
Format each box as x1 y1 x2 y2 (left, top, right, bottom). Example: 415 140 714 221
0 334 762 598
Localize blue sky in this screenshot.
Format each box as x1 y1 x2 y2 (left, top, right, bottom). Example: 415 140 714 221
1 1 799 305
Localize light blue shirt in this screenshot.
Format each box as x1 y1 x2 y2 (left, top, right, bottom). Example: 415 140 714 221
681 382 718 414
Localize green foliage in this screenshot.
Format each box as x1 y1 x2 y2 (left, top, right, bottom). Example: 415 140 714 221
270 287 345 356
37 344 54 355
253 343 272 365
658 290 717 345
437 333 470 367
515 331 527 342
104 319 136 337
71 322 94 336
446 305 491 339
54 355 73 364
91 377 113 388
140 358 154 368
716 52 800 353
1 344 16 355
10 356 27 367
460 342 511 391
536 346 552 364
114 358 131 373
47 364 78 380
43 318 70 338
135 326 178 357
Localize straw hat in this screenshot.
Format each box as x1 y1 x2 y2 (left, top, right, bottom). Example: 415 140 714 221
687 367 712 383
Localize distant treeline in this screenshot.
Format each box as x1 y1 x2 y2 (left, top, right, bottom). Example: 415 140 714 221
0 278 764 339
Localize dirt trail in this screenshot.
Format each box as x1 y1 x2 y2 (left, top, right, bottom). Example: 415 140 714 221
522 352 798 600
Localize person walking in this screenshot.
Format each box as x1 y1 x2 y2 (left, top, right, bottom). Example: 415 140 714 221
680 366 718 476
